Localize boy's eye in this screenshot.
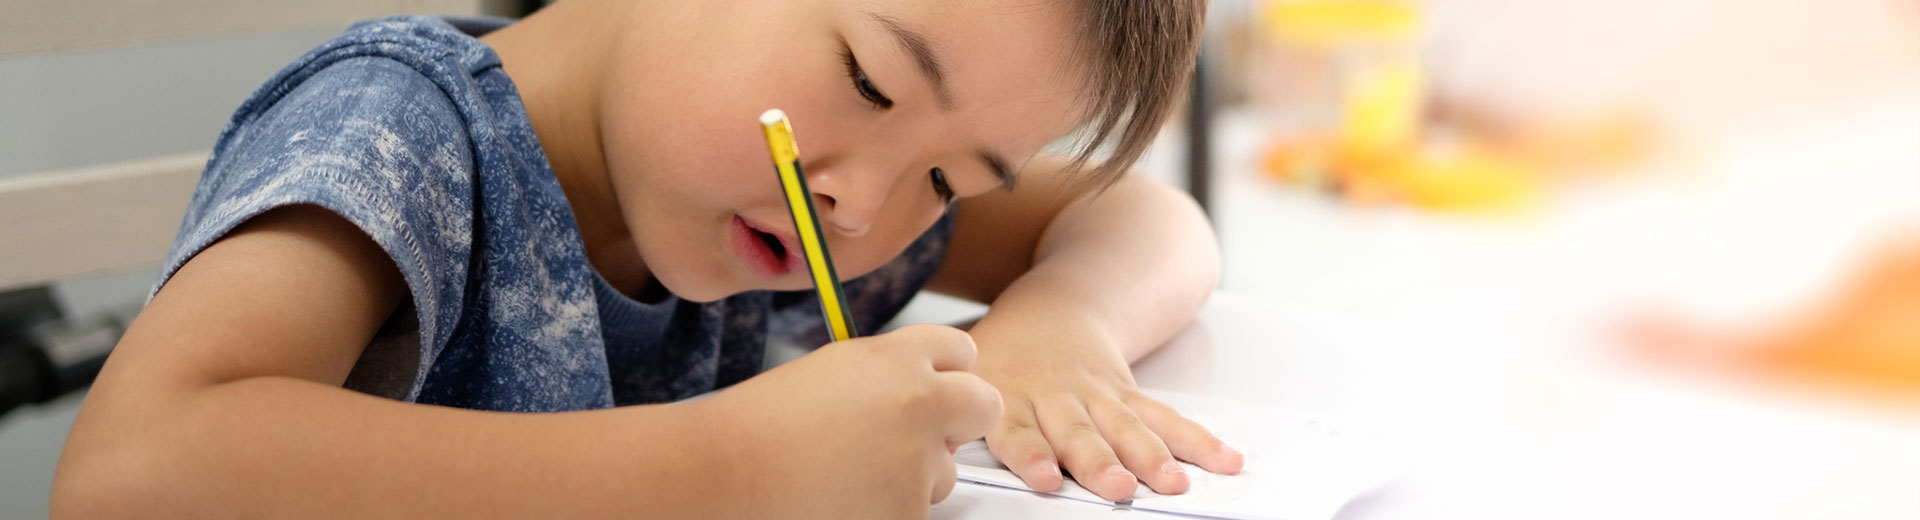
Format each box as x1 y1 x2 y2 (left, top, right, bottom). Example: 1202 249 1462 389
840 48 893 110
929 167 955 203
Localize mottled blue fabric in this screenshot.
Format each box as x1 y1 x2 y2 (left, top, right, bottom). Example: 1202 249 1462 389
155 16 953 411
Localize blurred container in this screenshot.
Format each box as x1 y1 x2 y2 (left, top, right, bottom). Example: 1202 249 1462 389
1250 0 1537 212
1251 0 1422 147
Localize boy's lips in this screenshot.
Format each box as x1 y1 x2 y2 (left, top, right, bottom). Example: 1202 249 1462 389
730 215 805 280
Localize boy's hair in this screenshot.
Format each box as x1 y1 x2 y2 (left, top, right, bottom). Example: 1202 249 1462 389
1065 0 1207 189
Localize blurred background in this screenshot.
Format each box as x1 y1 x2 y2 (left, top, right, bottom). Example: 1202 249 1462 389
3 0 1917 518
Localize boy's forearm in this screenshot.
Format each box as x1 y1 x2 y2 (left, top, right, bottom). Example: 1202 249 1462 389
54 377 743 519
969 177 1219 363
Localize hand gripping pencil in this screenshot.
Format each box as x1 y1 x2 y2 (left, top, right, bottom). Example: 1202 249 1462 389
759 109 858 341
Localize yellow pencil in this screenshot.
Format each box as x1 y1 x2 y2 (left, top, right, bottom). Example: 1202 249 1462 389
759 109 858 341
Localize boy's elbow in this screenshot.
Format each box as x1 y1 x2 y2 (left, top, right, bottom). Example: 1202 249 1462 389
1142 176 1222 288
52 434 182 519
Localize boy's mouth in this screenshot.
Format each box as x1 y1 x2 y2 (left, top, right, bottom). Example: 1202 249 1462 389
755 228 788 260
731 215 802 280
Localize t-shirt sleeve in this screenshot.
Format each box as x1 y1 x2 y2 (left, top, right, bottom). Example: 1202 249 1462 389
154 56 476 398
769 210 956 347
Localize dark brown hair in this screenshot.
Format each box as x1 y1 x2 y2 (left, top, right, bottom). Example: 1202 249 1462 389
1064 0 1207 188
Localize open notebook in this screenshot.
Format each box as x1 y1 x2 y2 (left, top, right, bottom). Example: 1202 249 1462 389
952 390 1402 520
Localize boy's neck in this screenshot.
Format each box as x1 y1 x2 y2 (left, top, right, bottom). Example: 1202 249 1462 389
483 1 666 302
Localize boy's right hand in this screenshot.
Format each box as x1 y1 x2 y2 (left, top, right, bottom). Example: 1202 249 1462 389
690 324 1002 519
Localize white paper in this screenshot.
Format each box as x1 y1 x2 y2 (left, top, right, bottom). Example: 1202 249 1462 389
953 390 1402 520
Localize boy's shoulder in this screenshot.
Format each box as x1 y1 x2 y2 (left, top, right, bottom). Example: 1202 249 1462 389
203 51 477 220
224 15 507 130
329 15 510 71
323 15 505 69
162 16 530 356
204 15 522 200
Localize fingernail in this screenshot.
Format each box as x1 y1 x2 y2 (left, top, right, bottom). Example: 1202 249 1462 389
1161 461 1185 476
1030 462 1059 477
1106 465 1134 480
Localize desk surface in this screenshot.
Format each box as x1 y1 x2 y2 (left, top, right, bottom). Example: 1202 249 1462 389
919 291 1920 520
941 88 1920 518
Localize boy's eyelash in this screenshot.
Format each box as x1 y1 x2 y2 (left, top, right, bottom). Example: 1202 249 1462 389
839 48 893 110
930 167 955 203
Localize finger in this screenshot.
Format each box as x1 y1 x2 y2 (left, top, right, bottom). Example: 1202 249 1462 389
929 448 959 505
935 371 1003 448
985 397 1064 491
1129 394 1244 475
1033 396 1138 502
888 324 978 372
1090 398 1190 495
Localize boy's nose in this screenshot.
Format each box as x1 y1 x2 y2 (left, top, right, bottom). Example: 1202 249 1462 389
806 172 882 238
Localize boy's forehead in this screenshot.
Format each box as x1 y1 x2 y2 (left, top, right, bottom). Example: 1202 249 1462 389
889 0 1085 93
869 0 1090 148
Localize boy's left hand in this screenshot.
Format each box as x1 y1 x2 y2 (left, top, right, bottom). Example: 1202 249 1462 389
971 330 1244 501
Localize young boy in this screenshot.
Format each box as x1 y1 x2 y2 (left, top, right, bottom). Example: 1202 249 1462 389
53 0 1240 517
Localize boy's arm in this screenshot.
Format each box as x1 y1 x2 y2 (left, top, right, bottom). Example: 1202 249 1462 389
53 206 997 519
926 158 1245 502
51 206 730 518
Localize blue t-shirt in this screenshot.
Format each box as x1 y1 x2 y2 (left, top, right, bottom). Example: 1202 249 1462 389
155 16 954 411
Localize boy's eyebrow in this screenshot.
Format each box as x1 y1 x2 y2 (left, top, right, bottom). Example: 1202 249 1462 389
865 11 1017 190
868 12 953 110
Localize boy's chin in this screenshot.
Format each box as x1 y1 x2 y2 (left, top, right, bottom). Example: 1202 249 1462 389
650 270 755 303
658 280 730 304
654 264 819 303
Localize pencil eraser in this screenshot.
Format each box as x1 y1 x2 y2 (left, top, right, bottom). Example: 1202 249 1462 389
759 109 787 126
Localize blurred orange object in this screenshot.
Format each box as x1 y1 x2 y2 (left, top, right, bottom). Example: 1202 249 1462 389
1430 96 1658 179
1261 134 1536 212
1381 144 1535 212
1627 234 1920 405
1259 109 1652 213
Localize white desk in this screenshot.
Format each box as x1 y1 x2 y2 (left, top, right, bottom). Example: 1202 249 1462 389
917 291 1920 520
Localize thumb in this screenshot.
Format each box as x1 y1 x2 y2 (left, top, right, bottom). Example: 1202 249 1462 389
935 371 1003 450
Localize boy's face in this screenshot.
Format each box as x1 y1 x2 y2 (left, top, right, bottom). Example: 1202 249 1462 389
598 0 1087 302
